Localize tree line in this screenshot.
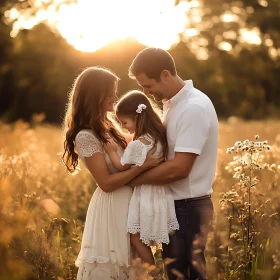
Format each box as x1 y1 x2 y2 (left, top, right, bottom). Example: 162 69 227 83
0 0 279 123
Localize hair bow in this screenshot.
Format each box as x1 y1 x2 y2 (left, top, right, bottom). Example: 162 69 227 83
136 104 147 114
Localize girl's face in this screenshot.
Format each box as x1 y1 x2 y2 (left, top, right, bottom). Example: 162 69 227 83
102 82 117 113
117 115 137 134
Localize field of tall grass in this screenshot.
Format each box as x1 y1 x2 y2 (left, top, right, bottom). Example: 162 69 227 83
0 117 280 280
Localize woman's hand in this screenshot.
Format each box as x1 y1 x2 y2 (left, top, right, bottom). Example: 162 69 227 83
141 147 164 171
104 137 118 154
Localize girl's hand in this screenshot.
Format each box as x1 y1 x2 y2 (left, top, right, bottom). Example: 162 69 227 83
141 147 164 170
104 138 118 154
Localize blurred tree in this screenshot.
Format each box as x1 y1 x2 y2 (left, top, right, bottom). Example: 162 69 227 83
0 6 14 117
0 0 279 122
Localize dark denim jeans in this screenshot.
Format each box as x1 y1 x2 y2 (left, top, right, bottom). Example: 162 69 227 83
162 197 214 280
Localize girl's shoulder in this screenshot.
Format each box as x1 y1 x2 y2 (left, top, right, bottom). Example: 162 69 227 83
137 134 155 146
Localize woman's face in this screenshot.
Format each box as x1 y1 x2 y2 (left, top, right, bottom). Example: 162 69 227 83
102 81 118 113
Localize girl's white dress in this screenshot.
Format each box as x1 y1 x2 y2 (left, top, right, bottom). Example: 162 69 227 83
75 129 132 280
122 134 179 246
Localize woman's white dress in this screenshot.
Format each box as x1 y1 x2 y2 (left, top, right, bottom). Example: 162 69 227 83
75 129 132 280
122 134 179 246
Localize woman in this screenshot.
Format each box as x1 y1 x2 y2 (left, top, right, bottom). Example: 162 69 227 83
62 67 158 279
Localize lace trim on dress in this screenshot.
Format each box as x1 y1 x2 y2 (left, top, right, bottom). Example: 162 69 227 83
127 222 179 245
75 130 104 157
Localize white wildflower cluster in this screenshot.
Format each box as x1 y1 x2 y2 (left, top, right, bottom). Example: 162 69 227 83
225 136 277 186
226 135 271 155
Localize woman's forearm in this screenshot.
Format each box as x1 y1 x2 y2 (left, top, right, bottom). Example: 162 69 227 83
101 166 145 192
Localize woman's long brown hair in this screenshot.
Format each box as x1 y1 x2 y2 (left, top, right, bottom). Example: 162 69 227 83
62 66 127 173
116 90 168 159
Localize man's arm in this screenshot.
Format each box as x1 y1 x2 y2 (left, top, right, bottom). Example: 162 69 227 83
131 104 209 186
130 152 197 186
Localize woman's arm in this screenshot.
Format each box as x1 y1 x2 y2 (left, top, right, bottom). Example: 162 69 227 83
76 131 161 192
84 147 160 192
84 152 146 193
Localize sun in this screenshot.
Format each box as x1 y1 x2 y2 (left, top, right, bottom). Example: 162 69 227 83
55 0 189 52
5 0 267 59
5 0 189 52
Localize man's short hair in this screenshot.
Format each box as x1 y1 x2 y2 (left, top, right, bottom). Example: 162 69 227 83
129 48 177 81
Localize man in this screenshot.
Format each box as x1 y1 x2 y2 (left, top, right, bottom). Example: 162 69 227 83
128 48 218 280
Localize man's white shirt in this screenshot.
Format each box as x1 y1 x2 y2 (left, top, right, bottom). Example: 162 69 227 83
163 80 218 200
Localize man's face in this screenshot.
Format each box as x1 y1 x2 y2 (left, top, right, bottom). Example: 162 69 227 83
135 73 168 101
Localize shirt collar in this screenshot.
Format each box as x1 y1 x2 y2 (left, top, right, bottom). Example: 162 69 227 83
169 80 193 107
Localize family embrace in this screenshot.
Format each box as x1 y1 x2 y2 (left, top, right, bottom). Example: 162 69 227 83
62 48 218 280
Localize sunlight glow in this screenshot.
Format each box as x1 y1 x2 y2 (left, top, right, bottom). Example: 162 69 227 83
264 38 273 47
184 28 199 37
196 47 208 60
258 0 268 7
221 13 239 22
36 0 190 52
239 28 262 45
5 8 19 20
268 47 280 60
218 42 232 51
223 31 237 40
6 0 193 52
5 0 269 59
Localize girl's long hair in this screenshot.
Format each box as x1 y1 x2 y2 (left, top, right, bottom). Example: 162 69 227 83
116 90 168 159
62 66 127 173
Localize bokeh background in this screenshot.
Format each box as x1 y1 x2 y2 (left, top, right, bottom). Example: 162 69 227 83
1 0 280 280
1 0 280 122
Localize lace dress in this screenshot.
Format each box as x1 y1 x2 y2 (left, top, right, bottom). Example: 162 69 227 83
123 134 179 245
75 129 133 280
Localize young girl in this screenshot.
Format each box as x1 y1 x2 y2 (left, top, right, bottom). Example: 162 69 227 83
104 90 179 268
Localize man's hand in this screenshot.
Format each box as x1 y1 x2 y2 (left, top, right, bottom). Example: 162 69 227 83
129 152 198 187
141 147 164 170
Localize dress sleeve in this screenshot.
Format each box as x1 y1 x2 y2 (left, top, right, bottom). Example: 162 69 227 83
120 140 147 166
75 131 104 157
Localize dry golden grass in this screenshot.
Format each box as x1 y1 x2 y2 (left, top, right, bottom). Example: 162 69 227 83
0 118 280 280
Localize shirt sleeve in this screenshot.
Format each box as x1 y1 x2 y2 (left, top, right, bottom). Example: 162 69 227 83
174 104 210 155
120 140 147 166
75 131 104 157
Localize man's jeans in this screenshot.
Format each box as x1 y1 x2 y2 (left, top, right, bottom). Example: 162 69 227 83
162 197 214 280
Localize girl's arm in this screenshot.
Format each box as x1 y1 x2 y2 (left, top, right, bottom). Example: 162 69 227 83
104 139 132 171
107 151 132 171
